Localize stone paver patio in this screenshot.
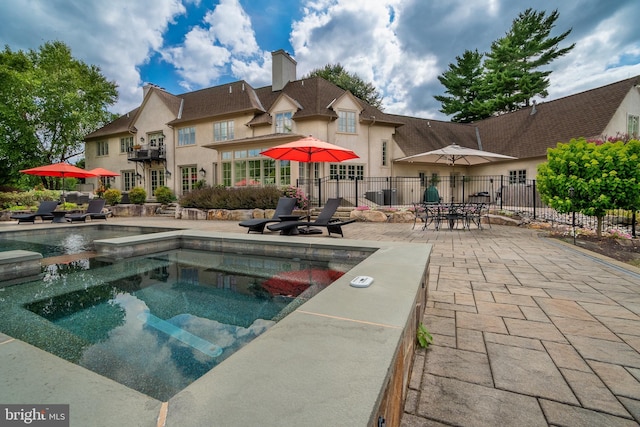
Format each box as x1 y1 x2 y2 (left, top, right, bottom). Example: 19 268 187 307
2 217 640 426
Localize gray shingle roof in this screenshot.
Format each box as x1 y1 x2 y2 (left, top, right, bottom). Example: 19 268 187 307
86 74 640 161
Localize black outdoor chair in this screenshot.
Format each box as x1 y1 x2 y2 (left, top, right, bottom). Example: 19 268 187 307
267 198 355 237
238 197 297 233
66 199 110 222
10 201 60 224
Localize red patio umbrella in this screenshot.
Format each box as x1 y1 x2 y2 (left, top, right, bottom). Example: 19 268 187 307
260 136 359 233
20 162 97 202
260 136 359 163
87 167 120 177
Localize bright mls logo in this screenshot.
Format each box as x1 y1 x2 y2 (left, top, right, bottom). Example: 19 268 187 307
0 405 68 426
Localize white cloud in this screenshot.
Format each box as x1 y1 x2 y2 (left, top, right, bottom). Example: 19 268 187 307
161 0 268 91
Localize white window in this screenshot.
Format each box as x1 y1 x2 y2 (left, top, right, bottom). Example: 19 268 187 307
509 169 527 184
97 141 108 156
382 140 388 166
628 114 639 137
338 110 356 133
178 127 196 146
150 169 165 193
120 136 133 153
275 112 293 133
214 120 235 141
221 149 286 187
329 164 364 180
149 132 164 148
122 170 135 191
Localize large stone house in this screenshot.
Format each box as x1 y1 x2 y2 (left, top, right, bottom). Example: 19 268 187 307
84 49 640 204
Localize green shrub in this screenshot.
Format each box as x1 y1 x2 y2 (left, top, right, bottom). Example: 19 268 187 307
0 189 60 209
154 186 175 204
179 186 283 209
128 187 147 204
103 188 122 205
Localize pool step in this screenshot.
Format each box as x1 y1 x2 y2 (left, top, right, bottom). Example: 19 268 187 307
137 311 223 358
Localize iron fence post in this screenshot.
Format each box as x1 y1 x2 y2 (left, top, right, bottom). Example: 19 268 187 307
532 179 537 220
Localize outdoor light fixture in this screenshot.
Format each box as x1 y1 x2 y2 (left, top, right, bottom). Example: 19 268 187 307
165 169 172 178
199 167 206 177
140 137 145 143
135 172 142 182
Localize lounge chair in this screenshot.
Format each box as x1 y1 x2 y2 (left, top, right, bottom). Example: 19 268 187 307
239 197 297 233
267 198 355 237
66 199 110 222
10 201 60 224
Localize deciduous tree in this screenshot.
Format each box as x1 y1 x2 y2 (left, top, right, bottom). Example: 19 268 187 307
537 138 640 237
304 63 383 110
0 41 118 188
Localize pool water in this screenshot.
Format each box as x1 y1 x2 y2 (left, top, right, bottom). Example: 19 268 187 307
0 249 348 401
0 225 173 258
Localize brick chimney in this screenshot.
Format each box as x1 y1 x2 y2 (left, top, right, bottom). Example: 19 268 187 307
271 50 297 92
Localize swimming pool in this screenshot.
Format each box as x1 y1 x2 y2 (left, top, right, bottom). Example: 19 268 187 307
0 224 175 258
0 226 431 426
0 248 351 400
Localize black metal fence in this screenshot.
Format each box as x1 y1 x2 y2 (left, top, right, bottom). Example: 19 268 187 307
297 175 638 237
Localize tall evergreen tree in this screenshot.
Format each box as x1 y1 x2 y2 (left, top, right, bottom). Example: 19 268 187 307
303 63 384 109
433 49 489 123
484 8 574 114
434 8 574 120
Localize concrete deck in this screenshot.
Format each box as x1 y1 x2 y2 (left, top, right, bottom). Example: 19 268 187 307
1 217 640 426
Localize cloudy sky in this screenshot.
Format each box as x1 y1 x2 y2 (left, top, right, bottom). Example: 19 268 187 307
2 0 639 121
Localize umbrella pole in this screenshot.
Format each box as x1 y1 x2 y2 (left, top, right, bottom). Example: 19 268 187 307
299 161 322 235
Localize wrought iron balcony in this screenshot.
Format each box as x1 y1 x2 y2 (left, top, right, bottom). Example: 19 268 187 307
127 145 166 162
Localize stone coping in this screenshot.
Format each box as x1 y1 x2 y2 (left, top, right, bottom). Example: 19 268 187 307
0 230 431 427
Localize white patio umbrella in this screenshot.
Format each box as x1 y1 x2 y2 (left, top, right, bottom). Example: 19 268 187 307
397 143 516 202
396 143 516 165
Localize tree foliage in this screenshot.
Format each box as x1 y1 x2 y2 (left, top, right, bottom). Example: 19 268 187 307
537 138 640 237
434 49 490 123
435 8 574 122
0 41 118 187
303 63 383 109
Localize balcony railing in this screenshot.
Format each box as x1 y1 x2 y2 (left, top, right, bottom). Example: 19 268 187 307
127 145 166 161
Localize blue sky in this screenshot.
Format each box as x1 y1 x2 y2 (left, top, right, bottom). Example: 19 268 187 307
2 0 640 121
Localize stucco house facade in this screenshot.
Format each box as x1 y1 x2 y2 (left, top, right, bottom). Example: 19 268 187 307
84 49 640 205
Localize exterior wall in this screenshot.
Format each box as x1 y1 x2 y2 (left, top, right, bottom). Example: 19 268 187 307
603 87 640 138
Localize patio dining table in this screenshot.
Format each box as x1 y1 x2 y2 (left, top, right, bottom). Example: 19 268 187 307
421 202 486 231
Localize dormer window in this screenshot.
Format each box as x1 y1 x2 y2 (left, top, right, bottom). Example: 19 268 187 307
275 112 293 133
338 110 356 133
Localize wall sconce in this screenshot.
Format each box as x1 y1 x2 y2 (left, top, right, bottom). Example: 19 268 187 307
165 169 172 178
199 167 206 178
135 172 142 182
140 137 145 143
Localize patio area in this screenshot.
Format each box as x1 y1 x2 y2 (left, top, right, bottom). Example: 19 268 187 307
1 217 639 426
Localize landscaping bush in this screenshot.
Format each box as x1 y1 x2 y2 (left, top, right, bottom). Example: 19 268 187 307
103 188 122 205
128 187 147 204
0 189 60 209
179 186 284 209
154 186 175 204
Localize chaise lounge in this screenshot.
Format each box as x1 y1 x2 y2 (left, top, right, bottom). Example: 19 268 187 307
267 198 355 237
65 199 110 222
238 197 297 233
10 201 60 224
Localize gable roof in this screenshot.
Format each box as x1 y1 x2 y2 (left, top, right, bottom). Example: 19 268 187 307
393 75 640 159
477 75 640 158
85 107 139 139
